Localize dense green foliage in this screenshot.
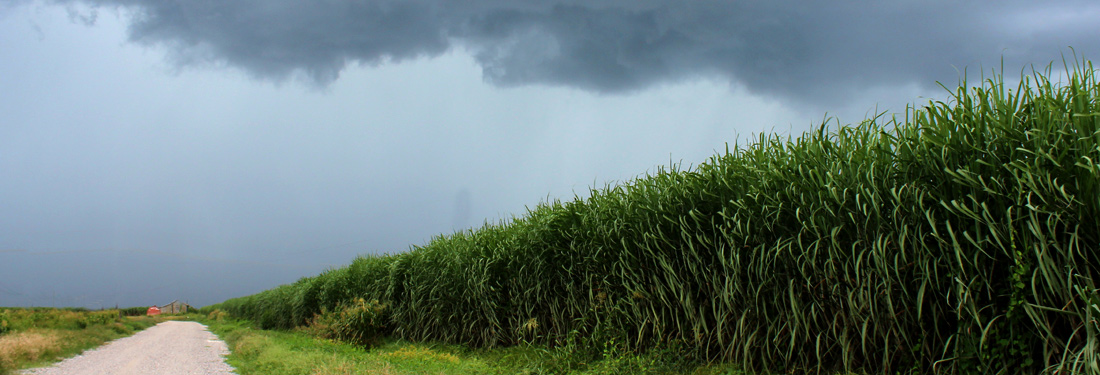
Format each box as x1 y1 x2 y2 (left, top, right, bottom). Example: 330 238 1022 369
119 306 151 317
214 61 1100 374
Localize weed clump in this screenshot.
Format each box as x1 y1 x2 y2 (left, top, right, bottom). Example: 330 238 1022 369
306 298 390 348
0 310 10 336
207 309 230 322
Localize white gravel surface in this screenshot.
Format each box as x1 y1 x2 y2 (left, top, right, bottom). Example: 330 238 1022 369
21 320 235 375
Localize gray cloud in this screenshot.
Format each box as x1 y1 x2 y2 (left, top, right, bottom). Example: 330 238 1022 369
82 0 452 83
36 0 1100 106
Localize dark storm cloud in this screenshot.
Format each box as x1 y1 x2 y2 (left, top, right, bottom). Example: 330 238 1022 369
42 0 1100 103
63 0 453 83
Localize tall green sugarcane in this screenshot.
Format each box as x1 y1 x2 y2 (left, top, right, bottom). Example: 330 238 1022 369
213 59 1099 374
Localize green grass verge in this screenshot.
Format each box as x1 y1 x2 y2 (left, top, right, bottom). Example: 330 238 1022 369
0 307 163 374
199 315 788 375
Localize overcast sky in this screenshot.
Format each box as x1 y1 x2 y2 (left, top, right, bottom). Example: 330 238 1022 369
2 0 1097 308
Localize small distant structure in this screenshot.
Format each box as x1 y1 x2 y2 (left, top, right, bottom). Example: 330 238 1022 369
145 300 193 316
157 300 194 314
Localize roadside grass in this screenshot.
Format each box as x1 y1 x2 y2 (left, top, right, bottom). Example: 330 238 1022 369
0 307 162 375
201 315 761 375
206 316 494 374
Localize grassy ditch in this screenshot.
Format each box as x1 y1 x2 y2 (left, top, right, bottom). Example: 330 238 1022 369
0 307 163 374
212 60 1100 375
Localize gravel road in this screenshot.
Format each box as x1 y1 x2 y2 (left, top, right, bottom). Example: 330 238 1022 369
21 320 235 375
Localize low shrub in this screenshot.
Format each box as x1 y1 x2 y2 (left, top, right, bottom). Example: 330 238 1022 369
0 310 10 336
207 309 230 322
307 298 390 347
